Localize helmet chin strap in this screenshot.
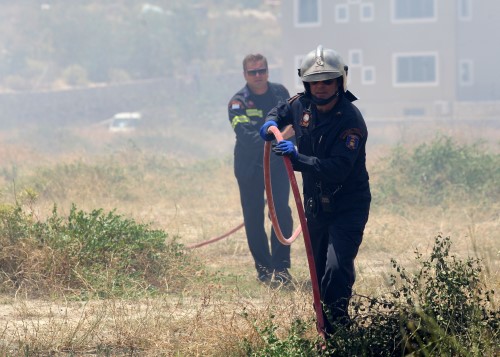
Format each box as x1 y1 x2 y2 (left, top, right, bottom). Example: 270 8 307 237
310 91 340 106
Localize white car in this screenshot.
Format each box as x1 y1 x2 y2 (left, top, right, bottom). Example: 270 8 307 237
108 112 141 132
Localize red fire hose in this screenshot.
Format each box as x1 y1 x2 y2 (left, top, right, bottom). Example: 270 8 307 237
264 125 325 338
187 222 244 249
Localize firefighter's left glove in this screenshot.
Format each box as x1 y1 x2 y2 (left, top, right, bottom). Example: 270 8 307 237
272 140 298 161
259 120 278 141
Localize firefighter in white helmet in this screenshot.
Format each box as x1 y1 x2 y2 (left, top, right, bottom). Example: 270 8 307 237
260 45 371 338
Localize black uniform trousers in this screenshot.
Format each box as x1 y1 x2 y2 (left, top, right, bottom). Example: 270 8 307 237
307 202 370 335
236 158 293 276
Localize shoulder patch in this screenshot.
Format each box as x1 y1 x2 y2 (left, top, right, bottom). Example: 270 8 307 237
345 134 360 150
230 100 243 110
341 128 363 151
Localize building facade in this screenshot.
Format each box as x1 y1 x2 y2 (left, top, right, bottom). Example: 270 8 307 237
280 0 500 120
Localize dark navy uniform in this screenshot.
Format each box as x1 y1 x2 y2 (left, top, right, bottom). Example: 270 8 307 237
228 82 293 279
266 91 371 333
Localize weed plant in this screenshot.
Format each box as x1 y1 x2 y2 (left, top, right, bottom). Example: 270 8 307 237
244 235 499 356
0 203 197 298
241 315 320 357
374 135 500 207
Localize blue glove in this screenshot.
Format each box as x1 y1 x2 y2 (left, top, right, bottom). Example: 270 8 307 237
272 140 298 160
259 120 278 141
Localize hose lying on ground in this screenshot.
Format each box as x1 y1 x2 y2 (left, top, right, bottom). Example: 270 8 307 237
187 222 244 249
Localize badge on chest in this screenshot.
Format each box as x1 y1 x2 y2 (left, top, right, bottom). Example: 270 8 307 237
300 110 311 127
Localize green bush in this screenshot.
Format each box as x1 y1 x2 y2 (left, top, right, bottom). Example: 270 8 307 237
244 235 499 356
241 314 321 357
0 204 33 243
329 235 499 356
374 135 500 206
0 203 196 298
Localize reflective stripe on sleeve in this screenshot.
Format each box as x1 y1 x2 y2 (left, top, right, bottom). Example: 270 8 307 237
246 109 263 117
231 115 250 129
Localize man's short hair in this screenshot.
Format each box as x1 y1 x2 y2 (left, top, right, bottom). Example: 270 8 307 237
243 54 268 71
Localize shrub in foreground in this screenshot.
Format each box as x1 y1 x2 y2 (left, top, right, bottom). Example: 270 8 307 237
245 235 499 356
0 203 195 297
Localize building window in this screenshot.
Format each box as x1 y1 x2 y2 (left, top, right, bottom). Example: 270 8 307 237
393 53 438 86
295 55 305 88
362 66 376 85
458 0 472 21
360 3 375 22
392 0 436 22
349 49 363 67
335 4 349 23
459 60 474 86
295 0 320 27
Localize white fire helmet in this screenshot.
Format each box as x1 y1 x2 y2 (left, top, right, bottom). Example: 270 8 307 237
299 45 348 92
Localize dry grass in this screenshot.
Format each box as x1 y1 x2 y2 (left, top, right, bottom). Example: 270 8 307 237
1 283 319 355
0 119 498 356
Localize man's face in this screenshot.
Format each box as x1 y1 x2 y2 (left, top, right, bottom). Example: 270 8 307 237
244 60 269 93
309 78 339 100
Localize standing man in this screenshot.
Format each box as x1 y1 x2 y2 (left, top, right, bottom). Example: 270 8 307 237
228 54 294 285
260 45 371 337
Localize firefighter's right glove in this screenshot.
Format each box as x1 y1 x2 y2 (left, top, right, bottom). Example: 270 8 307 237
259 120 278 141
272 140 298 161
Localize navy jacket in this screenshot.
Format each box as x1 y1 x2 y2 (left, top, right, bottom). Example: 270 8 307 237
228 82 290 180
266 92 371 213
